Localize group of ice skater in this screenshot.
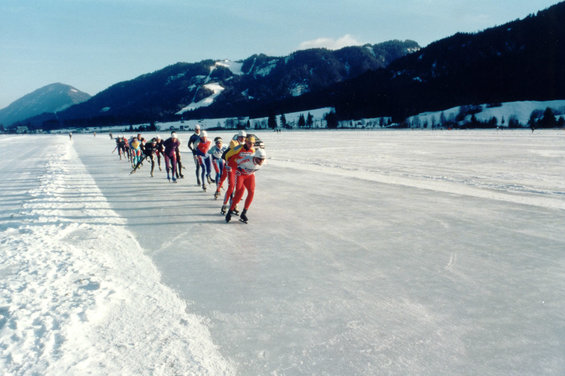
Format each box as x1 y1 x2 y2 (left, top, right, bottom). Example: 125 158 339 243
113 125 266 223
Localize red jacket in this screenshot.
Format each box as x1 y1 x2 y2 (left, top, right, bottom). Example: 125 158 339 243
196 139 211 156
224 144 255 169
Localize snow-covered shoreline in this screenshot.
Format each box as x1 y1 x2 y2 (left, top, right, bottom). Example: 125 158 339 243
0 135 234 375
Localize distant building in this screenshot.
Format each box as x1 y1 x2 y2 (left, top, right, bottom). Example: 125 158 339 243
16 126 29 134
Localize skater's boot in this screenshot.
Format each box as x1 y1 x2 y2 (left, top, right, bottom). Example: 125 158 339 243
232 206 240 216
172 176 177 183
202 183 207 191
207 176 212 184
214 190 220 199
167 173 171 181
225 210 233 223
221 205 228 215
239 209 248 223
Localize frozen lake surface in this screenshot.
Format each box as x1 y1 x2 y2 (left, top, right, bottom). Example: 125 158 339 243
1 129 564 375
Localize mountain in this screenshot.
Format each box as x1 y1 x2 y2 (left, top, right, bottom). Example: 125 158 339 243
21 41 419 129
320 1 565 120
19 1 565 130
0 83 91 127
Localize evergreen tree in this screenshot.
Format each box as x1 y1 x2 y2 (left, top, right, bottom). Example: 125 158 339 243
280 113 287 128
528 109 543 129
325 111 338 129
306 113 314 128
539 107 557 128
268 112 277 129
488 116 498 128
508 115 521 128
298 114 306 128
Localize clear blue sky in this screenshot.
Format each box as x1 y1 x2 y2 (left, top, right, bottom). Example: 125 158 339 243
0 0 561 109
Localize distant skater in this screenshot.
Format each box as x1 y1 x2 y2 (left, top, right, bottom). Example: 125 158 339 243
163 132 180 182
209 137 227 199
193 131 212 191
154 136 164 171
187 124 202 185
132 137 161 177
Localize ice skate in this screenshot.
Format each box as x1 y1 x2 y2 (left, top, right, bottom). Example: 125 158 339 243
239 209 248 224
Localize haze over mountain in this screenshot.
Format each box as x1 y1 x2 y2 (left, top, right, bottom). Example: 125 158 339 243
0 83 90 127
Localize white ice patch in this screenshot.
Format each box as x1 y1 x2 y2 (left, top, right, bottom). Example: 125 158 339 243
0 136 235 375
407 99 565 127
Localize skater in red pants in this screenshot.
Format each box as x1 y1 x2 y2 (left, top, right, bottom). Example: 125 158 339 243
221 133 254 215
225 148 266 224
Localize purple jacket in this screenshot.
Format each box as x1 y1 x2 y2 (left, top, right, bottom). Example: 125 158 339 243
163 137 180 157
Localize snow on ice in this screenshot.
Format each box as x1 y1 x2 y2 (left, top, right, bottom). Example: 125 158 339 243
1 129 564 375
0 136 234 375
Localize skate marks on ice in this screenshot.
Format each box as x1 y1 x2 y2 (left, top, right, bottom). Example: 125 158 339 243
269 158 565 210
0 136 234 375
266 129 565 210
445 252 457 271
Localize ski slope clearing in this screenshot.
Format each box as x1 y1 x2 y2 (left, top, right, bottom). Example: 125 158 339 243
1 129 564 375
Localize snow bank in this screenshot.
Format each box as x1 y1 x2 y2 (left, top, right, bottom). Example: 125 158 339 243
407 99 565 127
0 135 234 375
